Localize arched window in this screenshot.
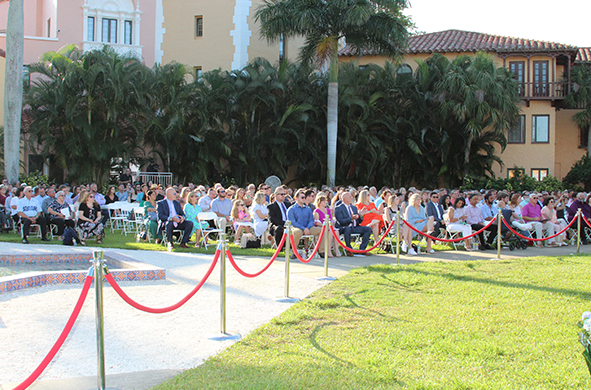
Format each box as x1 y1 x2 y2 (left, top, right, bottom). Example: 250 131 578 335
396 64 412 76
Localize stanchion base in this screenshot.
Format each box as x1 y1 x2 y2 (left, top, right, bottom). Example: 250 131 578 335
316 276 337 281
208 332 242 341
275 296 300 303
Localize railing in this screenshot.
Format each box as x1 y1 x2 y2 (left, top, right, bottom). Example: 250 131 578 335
137 172 173 187
517 82 568 100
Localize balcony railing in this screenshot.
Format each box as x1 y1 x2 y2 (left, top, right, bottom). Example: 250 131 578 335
516 82 568 100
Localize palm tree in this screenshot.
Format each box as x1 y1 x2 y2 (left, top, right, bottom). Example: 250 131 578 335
3 0 24 184
255 0 411 186
565 64 591 157
435 53 520 185
26 46 149 184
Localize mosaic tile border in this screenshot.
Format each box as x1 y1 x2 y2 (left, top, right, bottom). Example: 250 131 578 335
0 252 165 293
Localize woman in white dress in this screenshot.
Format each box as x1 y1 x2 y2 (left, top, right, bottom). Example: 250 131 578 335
250 191 269 237
508 193 533 233
446 197 475 250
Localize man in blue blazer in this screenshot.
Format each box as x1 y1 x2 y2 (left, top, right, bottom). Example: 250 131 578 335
425 192 445 234
334 192 372 257
157 187 193 249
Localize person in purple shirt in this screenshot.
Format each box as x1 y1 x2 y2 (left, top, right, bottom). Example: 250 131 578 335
522 193 554 246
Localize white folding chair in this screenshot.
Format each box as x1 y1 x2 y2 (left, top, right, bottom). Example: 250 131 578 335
197 212 224 249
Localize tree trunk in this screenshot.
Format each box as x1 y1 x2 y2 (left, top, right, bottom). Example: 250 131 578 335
326 40 339 187
587 123 591 158
4 0 24 184
462 132 474 186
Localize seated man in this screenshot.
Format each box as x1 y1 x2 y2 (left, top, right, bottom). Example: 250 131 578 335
465 193 496 250
334 192 371 257
426 192 445 234
211 187 233 231
157 187 193 249
268 187 292 247
17 186 49 243
286 189 322 250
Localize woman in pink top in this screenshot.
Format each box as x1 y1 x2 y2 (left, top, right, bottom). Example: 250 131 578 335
313 194 340 257
541 196 566 246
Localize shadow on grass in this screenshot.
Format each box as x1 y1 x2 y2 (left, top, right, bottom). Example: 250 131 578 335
371 261 591 300
308 321 356 368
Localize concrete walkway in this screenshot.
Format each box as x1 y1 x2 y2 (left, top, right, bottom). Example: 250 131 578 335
1 241 589 390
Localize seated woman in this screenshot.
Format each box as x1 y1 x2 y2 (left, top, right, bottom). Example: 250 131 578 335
184 190 209 247
231 199 253 243
541 196 566 246
104 185 118 205
403 193 435 255
446 197 475 251
374 190 391 212
143 190 163 244
356 190 385 243
383 193 402 227
313 194 340 257
77 191 105 245
507 193 533 235
251 191 269 238
47 191 76 240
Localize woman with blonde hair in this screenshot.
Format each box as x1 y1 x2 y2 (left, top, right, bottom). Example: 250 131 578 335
179 187 191 209
77 190 104 245
356 190 384 243
184 190 209 247
402 193 434 255
313 194 340 257
251 191 269 237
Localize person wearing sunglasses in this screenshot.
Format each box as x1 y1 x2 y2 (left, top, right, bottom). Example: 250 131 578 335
268 187 292 247
17 186 49 243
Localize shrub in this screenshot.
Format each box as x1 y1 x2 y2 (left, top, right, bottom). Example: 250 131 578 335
563 156 591 191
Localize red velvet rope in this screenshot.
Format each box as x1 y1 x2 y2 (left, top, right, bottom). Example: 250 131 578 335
584 216 591 229
402 217 497 242
14 275 93 390
106 251 219 313
289 225 326 263
502 217 576 242
329 220 395 253
226 233 286 277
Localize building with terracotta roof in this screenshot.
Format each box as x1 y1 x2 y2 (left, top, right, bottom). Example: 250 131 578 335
340 29 591 180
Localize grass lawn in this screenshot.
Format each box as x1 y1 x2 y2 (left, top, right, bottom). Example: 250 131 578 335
0 228 452 256
153 256 591 390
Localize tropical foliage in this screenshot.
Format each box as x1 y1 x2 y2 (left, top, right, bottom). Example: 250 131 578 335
25 46 522 188
563 156 591 191
255 0 412 186
565 64 591 157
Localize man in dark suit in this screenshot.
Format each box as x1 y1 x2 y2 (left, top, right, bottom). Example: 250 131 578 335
267 187 292 247
334 192 371 257
157 187 193 249
425 192 445 234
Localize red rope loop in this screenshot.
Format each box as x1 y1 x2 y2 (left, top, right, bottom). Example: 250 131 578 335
289 225 326 263
402 217 497 242
502 217 576 242
106 251 219 313
227 233 286 277
13 275 93 390
329 220 395 253
584 216 591 229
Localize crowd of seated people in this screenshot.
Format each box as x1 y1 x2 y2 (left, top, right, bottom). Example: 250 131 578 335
1 176 590 255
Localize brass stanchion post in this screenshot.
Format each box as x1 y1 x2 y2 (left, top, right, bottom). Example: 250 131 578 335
209 234 240 341
578 209 582 255
396 213 400 266
497 209 502 260
317 217 336 281
276 221 299 302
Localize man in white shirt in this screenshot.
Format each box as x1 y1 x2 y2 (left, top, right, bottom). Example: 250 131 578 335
211 188 233 231
198 188 217 213
18 186 49 243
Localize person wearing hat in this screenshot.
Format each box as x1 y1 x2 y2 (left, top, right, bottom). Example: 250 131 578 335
47 191 76 239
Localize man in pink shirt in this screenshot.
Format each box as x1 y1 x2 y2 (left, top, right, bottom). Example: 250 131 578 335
465 193 495 250
521 193 554 246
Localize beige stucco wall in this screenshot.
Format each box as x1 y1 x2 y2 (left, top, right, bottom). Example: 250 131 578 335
162 0 306 72
555 108 586 178
162 0 235 71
